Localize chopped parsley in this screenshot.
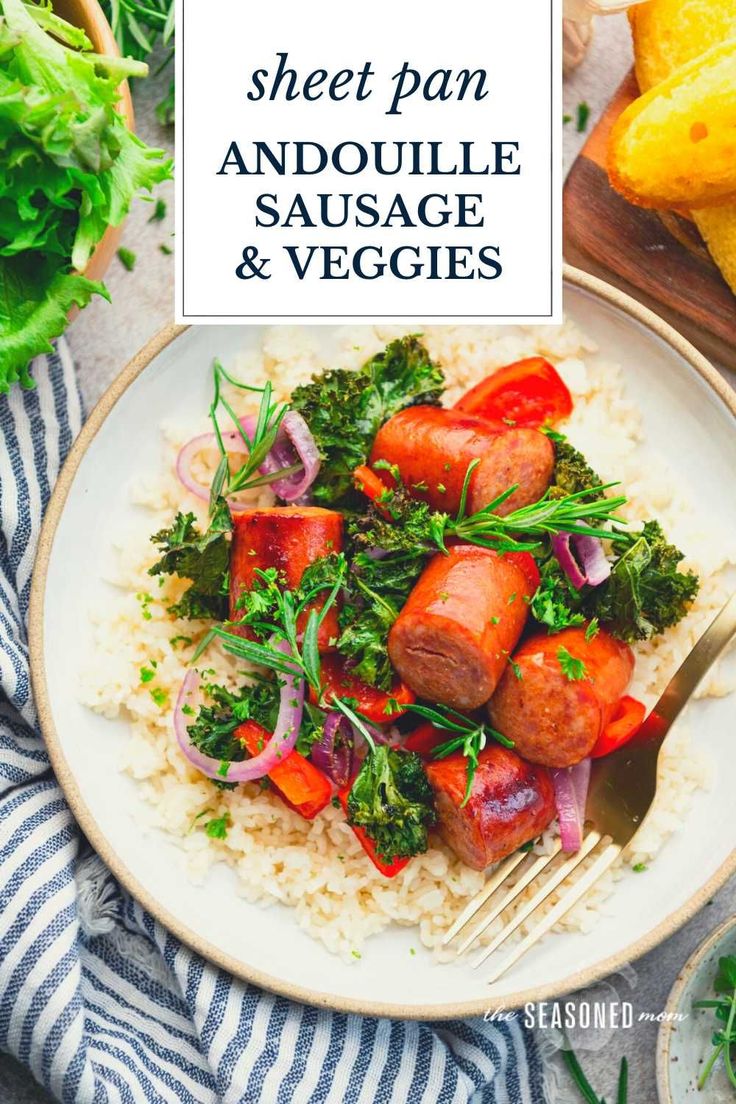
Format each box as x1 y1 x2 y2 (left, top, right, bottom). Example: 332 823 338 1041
150 687 169 707
139 665 156 684
204 814 229 840
557 646 587 681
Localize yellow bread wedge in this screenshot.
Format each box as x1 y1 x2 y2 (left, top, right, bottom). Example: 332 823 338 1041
693 207 736 294
630 0 736 92
628 0 736 293
608 39 736 209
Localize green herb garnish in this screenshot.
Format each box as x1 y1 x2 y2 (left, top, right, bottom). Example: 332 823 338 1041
407 702 513 808
205 814 229 840
563 1045 628 1103
694 954 736 1091
557 646 587 681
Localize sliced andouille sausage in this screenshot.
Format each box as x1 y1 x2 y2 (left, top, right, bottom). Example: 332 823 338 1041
488 625 635 769
229 507 343 650
387 545 533 711
369 406 554 517
426 745 556 870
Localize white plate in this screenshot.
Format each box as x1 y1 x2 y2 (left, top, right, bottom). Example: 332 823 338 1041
30 268 736 1018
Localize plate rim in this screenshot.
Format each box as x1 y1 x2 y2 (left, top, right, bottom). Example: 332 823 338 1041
656 915 736 1104
29 265 736 1020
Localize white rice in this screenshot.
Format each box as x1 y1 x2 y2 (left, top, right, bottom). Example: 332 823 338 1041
80 322 736 961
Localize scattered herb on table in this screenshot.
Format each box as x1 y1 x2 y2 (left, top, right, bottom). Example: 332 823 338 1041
0 0 171 391
576 101 591 133
563 1046 628 1104
148 198 167 222
117 248 137 272
693 953 736 1091
99 0 175 124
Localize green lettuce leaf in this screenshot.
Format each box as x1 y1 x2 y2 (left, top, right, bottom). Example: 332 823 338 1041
0 0 172 391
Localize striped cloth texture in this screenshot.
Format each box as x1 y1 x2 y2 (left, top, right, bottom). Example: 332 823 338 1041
0 344 548 1104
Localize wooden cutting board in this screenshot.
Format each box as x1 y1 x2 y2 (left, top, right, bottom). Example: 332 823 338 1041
563 71 736 371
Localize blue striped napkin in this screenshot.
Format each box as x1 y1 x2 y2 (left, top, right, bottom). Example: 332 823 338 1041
0 344 548 1104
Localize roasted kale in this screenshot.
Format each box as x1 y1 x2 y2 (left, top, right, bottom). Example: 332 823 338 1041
187 678 324 764
149 501 232 620
290 336 445 507
591 521 699 642
346 747 436 862
546 430 603 500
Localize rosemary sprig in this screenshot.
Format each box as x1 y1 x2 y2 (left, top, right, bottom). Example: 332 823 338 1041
207 359 302 514
192 559 346 693
439 468 630 552
562 1045 628 1104
406 703 513 807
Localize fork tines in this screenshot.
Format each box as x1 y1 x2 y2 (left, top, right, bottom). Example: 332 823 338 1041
445 831 621 984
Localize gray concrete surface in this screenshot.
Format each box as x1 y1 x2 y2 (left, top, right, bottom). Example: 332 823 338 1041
4 14 735 1103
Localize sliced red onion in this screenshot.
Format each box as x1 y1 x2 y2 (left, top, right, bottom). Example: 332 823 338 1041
258 411 320 503
175 411 320 508
573 534 611 587
551 758 591 853
551 533 587 589
175 416 257 510
311 711 353 787
174 644 304 782
551 532 610 590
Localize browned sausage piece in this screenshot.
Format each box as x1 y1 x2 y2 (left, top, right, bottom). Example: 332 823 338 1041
230 507 343 650
387 545 533 711
369 406 554 516
488 626 635 768
426 745 556 869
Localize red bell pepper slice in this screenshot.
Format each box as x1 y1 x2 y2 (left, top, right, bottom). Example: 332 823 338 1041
590 696 647 759
313 653 415 723
403 722 447 759
353 464 392 519
337 786 409 878
236 721 332 819
454 357 573 428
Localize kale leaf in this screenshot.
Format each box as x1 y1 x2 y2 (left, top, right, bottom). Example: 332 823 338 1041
149 502 232 620
590 520 699 642
546 430 603 500
187 679 324 764
346 747 436 862
290 336 445 507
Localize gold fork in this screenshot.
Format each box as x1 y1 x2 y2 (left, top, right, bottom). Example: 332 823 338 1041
443 592 736 984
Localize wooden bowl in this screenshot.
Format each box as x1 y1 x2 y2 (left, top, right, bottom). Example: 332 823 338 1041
53 0 135 283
